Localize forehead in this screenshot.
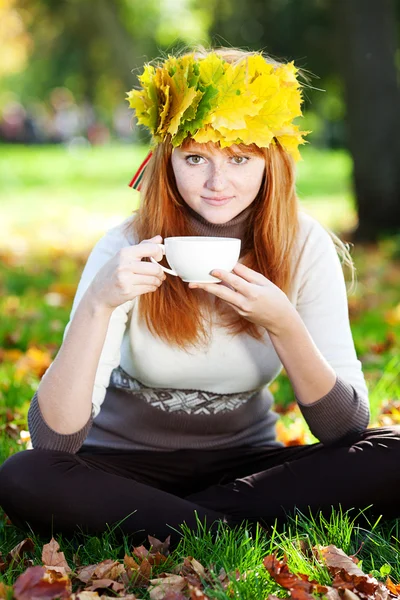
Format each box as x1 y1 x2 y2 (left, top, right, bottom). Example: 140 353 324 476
178 140 246 155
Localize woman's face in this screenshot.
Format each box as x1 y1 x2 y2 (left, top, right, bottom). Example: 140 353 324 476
171 141 265 224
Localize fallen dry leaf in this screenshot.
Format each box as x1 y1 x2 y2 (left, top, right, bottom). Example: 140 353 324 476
5 538 35 569
13 565 71 600
85 578 125 593
149 574 186 599
317 545 390 600
76 564 99 584
317 545 364 577
93 559 121 580
386 578 400 596
42 537 72 575
263 554 330 600
189 586 210 599
148 535 171 556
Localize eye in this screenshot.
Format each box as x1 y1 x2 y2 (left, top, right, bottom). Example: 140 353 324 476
186 155 205 165
231 156 249 165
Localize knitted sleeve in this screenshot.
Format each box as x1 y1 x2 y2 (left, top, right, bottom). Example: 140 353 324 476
28 392 93 454
293 221 370 444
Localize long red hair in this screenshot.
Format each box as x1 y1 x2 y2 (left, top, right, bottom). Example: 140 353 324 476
125 134 299 349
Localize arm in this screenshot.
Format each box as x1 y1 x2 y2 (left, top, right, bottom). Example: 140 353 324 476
29 221 164 452
270 225 369 443
35 291 114 435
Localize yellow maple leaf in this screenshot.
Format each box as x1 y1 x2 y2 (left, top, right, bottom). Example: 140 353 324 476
192 125 222 144
210 61 260 131
126 64 158 132
198 52 226 86
246 54 275 81
275 61 300 86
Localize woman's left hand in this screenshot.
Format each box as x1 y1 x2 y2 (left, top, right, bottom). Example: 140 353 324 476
188 262 295 337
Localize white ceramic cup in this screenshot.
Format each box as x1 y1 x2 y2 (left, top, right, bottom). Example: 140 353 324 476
150 236 241 283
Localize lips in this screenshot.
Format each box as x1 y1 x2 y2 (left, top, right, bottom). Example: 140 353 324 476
202 196 233 206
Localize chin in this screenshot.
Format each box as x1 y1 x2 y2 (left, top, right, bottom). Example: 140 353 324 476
202 207 239 224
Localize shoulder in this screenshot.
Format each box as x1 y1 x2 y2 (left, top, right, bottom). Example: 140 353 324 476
291 211 343 282
294 210 339 260
296 210 333 246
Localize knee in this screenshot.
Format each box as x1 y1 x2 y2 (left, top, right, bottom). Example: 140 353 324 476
0 449 76 514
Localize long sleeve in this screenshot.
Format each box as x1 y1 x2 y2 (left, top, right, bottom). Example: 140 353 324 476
28 217 136 451
293 220 369 443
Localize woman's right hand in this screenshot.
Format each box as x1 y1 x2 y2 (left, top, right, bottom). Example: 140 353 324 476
87 235 166 310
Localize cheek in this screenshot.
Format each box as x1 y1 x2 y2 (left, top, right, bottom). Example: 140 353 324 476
175 170 200 197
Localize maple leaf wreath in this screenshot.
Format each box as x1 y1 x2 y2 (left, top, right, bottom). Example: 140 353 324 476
126 51 310 190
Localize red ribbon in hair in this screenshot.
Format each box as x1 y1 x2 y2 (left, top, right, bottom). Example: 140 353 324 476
128 151 153 191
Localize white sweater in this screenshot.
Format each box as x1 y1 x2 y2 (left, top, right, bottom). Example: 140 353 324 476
28 210 370 453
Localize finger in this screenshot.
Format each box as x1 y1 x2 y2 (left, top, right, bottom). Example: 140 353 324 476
135 284 160 295
188 281 240 305
209 269 250 295
133 241 164 261
232 262 269 285
131 274 165 287
132 261 165 277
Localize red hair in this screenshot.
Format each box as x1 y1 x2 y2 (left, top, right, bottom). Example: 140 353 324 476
125 135 300 349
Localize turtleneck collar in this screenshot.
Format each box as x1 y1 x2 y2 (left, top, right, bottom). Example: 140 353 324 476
183 203 254 255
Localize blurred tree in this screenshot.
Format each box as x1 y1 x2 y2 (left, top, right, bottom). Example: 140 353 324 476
334 0 400 241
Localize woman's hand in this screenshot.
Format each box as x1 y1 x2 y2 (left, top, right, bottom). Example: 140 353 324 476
188 262 295 337
87 235 166 310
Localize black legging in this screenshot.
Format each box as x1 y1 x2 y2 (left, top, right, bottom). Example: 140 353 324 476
0 427 399 545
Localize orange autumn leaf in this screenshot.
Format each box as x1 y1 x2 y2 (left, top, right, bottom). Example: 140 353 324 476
386 577 400 596
276 419 308 446
15 346 52 380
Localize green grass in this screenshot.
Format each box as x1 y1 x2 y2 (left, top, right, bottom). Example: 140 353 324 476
1 509 400 598
0 144 400 597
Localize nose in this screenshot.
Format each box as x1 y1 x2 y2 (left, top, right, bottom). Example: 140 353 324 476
205 164 228 192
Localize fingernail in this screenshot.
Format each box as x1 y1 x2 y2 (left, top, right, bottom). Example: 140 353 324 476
211 270 220 277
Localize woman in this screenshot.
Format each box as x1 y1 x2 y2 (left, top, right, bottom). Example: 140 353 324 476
0 46 398 544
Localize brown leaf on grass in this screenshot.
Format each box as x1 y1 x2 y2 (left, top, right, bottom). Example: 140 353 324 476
178 557 210 588
133 546 149 561
263 554 329 600
6 538 35 567
189 585 210 599
149 574 186 599
85 578 125 593
124 554 140 570
160 593 188 600
148 535 171 556
129 557 152 588
317 545 364 577
13 565 71 600
42 537 72 575
93 559 122 580
76 564 99 584
317 545 390 599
